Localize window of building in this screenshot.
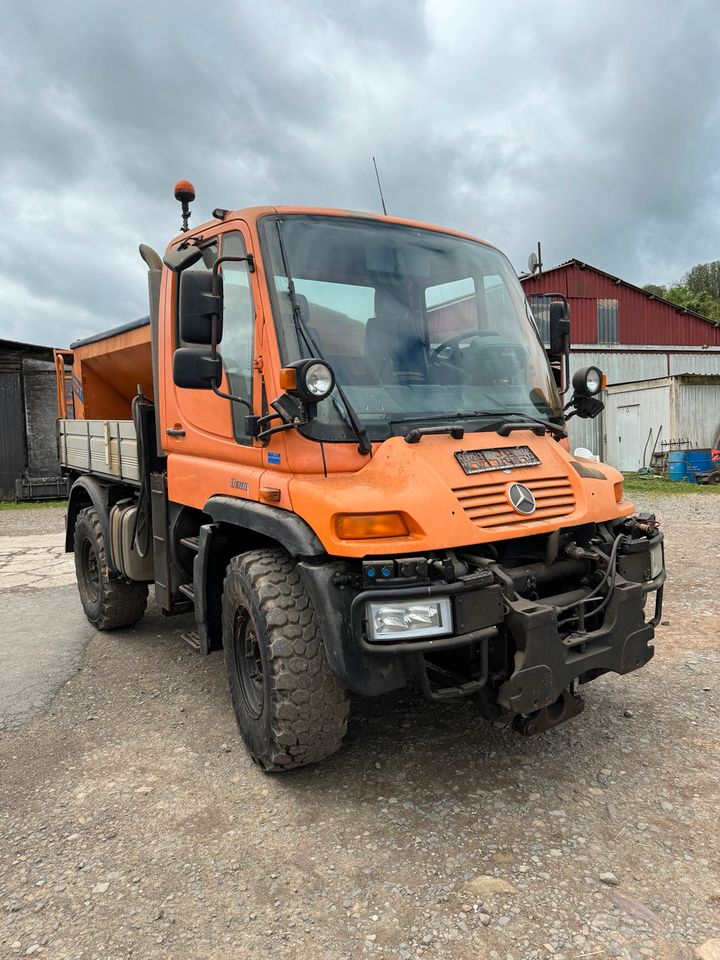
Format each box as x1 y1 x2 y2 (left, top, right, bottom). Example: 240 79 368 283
597 298 619 343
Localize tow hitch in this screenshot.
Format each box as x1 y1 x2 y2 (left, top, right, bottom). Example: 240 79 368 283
513 686 585 736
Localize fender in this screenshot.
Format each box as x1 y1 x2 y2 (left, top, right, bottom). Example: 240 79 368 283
65 475 118 574
203 495 325 557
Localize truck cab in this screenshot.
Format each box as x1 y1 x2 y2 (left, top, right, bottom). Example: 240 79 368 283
59 186 666 770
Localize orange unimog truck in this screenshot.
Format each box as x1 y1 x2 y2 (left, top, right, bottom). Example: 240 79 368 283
57 182 666 770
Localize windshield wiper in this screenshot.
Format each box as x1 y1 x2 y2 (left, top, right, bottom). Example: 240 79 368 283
389 410 566 439
404 424 465 444
274 220 371 455
490 411 567 439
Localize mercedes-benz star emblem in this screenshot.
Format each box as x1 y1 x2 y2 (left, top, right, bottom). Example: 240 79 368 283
507 482 536 515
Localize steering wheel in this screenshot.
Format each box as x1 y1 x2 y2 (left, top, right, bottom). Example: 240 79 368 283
431 330 486 367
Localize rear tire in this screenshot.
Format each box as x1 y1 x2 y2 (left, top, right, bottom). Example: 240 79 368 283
222 548 349 771
73 506 148 629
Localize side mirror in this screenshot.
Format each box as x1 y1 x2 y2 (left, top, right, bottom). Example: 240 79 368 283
549 300 571 356
163 244 204 272
173 346 222 389
179 270 223 345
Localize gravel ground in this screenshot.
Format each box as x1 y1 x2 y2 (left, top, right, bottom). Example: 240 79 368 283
0 506 67 538
1 495 719 960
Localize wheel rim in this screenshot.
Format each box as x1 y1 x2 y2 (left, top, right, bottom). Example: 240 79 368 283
82 538 100 603
233 606 264 719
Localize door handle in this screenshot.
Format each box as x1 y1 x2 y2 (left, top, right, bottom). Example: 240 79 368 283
166 427 186 438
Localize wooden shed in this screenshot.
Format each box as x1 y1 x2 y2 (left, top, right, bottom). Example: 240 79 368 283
0 339 71 500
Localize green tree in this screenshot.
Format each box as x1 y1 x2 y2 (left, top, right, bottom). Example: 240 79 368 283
684 260 720 300
662 285 720 321
642 283 667 298
643 264 720 323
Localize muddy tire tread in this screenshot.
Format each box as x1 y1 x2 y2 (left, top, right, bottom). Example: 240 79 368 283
223 548 349 771
74 506 148 630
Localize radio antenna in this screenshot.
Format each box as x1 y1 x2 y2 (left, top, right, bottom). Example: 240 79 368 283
372 156 388 216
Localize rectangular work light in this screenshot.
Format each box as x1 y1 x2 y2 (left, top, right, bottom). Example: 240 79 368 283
648 542 664 581
366 597 453 642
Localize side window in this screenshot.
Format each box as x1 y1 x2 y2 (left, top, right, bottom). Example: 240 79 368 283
220 232 255 443
177 242 218 346
425 277 477 345
483 274 516 328
293 278 374 357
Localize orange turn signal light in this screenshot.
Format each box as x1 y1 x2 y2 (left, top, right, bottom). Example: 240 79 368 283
335 512 409 540
614 481 624 502
279 367 298 391
259 487 281 503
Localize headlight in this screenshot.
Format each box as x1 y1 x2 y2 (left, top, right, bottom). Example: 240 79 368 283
280 357 336 402
572 365 605 397
366 596 452 641
304 361 334 398
648 542 663 581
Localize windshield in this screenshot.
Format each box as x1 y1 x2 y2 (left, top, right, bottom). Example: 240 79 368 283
259 214 563 442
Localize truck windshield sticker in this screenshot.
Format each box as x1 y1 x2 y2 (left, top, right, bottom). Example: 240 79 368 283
267 452 281 465
455 446 541 475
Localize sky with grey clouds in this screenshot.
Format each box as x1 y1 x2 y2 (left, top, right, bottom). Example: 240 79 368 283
2 0 720 347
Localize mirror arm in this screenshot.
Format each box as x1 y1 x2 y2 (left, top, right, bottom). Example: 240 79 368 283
205 254 256 409
561 352 571 396
210 383 252 409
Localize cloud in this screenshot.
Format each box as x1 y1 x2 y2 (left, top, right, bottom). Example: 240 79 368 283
1 0 719 346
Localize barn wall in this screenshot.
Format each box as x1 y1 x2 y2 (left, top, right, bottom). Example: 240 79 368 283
522 264 720 346
0 360 27 496
569 350 667 385
22 357 61 476
602 376 720 470
604 381 671 471
668 352 720 376
674 381 720 448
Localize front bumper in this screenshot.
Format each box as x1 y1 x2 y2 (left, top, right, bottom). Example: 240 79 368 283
497 567 664 715
299 525 666 712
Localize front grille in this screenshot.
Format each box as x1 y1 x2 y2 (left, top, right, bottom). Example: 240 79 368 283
452 475 575 529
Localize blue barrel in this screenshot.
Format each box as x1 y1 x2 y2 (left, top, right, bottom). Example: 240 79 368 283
686 448 713 484
668 450 687 482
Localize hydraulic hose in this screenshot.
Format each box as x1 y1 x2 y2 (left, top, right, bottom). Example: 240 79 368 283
554 533 626 617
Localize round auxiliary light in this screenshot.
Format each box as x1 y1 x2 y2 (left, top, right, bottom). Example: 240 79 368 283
303 361 334 399
572 365 604 397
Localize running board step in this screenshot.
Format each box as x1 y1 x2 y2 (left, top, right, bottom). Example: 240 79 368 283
181 631 201 652
178 582 195 601
180 536 200 552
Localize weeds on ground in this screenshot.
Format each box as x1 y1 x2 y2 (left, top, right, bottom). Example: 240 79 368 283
0 499 68 511
623 474 720 495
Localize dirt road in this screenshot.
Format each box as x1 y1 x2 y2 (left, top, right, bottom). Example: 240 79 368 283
1 496 718 960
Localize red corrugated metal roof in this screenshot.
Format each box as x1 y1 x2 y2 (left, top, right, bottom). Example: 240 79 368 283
521 259 720 346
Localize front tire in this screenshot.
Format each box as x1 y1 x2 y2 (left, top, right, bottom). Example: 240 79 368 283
73 506 148 629
222 548 349 771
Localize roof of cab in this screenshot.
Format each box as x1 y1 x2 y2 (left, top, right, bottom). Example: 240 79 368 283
168 206 494 251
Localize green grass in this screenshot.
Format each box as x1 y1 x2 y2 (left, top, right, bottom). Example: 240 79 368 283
0 499 68 511
622 473 720 495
